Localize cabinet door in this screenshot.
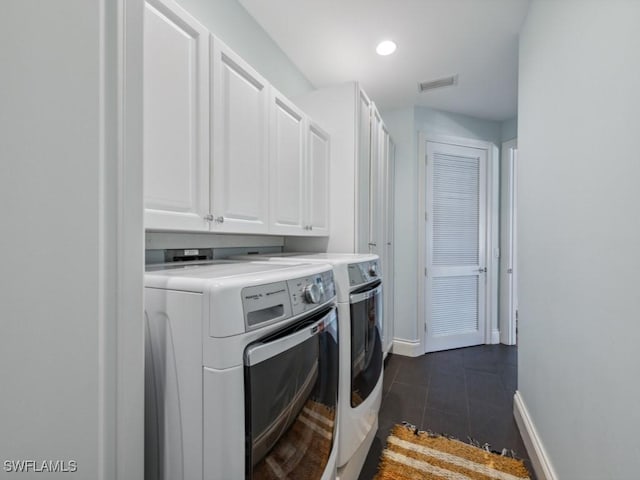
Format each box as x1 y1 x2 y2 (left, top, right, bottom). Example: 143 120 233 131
143 0 209 231
307 122 330 236
356 89 372 252
210 38 269 233
269 91 306 235
368 106 384 258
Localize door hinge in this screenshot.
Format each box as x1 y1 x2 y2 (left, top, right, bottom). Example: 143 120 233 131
424 267 428 277
424 212 428 222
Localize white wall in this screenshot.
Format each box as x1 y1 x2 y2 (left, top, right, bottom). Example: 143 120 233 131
517 1 640 478
383 106 501 350
0 1 143 478
176 0 313 98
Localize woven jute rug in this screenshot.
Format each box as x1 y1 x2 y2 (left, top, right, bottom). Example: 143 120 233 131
375 424 531 480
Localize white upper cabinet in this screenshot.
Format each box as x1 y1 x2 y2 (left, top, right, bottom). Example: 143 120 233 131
143 0 329 236
269 90 307 235
307 122 330 235
143 0 210 231
210 38 269 233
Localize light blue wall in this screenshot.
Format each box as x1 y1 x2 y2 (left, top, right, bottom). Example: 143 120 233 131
176 0 314 98
501 116 518 142
517 1 640 477
414 106 502 145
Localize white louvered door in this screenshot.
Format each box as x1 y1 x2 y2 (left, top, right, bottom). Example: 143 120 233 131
425 142 487 352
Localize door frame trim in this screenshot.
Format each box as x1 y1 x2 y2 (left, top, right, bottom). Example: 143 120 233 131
500 138 518 345
103 0 144 477
417 133 500 353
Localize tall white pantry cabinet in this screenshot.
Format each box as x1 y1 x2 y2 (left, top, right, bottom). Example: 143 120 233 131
295 82 396 355
143 0 329 236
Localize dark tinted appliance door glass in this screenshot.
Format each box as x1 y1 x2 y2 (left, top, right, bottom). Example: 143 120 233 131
245 308 338 479
350 287 382 407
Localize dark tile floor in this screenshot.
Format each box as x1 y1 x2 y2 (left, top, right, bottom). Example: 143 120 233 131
358 345 536 479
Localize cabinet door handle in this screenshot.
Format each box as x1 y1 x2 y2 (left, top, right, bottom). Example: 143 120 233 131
368 242 377 247
214 216 224 224
204 214 214 222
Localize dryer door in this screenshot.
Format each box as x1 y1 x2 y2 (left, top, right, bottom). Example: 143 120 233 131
244 306 338 479
349 282 383 407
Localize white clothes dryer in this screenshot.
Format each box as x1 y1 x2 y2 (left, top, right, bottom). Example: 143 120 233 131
144 260 339 480
231 253 383 480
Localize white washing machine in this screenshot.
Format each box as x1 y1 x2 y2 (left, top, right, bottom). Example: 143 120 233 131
144 260 339 480
231 253 383 480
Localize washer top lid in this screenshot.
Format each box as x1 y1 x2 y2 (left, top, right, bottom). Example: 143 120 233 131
144 259 332 291
240 252 379 266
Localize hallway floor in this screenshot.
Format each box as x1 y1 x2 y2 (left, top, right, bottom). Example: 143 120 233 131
358 345 535 479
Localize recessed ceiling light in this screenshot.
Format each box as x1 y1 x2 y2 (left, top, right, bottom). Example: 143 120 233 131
376 40 397 56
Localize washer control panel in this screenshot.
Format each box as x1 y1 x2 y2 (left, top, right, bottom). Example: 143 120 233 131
288 270 335 316
348 260 380 288
242 270 335 329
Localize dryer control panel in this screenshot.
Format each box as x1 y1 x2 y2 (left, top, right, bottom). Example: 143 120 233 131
242 270 335 330
348 260 380 289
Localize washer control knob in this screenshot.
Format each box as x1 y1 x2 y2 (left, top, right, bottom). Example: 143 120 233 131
368 264 378 277
303 283 323 304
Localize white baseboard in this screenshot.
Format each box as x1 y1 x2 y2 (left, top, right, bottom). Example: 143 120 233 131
513 391 558 480
491 329 500 344
391 339 422 357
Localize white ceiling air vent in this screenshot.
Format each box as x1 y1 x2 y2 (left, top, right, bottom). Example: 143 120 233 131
419 75 458 93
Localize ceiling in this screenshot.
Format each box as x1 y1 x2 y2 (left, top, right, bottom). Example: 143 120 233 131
239 0 530 121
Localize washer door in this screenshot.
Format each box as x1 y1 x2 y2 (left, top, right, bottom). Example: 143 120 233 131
349 282 383 407
244 306 338 479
